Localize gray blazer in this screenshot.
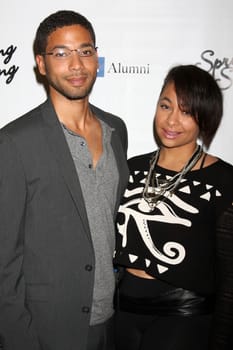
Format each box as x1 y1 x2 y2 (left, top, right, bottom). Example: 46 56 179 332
0 99 129 350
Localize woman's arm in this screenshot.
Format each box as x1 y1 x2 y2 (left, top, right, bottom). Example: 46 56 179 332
211 203 233 349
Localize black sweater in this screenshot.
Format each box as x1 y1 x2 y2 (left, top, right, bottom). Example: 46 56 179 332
114 151 233 349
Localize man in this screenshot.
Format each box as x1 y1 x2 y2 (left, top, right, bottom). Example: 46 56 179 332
0 10 129 350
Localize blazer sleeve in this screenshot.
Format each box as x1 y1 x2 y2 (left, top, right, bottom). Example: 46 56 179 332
211 203 233 349
0 132 41 350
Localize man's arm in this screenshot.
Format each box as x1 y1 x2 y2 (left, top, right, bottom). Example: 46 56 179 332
0 131 41 350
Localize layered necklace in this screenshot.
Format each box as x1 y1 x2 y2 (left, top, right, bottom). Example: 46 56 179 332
142 144 203 209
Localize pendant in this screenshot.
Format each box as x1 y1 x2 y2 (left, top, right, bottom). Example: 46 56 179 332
157 178 170 187
145 187 166 207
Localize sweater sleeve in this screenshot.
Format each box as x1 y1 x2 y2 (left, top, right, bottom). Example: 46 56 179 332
211 203 233 349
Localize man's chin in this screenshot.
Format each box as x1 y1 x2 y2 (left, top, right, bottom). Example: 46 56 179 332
62 86 94 100
67 94 88 101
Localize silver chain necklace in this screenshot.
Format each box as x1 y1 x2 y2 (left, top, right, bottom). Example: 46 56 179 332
142 144 203 209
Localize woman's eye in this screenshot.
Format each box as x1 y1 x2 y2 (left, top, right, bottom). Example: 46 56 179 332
182 110 191 115
160 103 169 109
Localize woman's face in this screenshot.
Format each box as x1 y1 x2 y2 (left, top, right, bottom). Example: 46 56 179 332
155 82 200 150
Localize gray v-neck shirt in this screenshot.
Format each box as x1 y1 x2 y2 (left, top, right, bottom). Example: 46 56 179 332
62 120 119 325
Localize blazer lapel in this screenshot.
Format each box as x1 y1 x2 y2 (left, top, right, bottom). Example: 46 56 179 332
90 103 129 217
40 99 92 241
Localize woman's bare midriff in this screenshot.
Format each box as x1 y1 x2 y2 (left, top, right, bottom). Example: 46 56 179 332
126 267 156 279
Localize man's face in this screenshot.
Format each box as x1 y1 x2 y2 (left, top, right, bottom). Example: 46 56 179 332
36 24 98 100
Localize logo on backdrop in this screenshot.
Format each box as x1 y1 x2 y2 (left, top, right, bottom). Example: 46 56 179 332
196 49 233 90
97 57 150 77
97 57 105 77
0 44 19 84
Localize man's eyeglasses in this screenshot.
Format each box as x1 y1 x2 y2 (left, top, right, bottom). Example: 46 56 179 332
42 46 98 59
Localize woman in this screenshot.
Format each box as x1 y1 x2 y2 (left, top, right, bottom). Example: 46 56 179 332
113 65 233 349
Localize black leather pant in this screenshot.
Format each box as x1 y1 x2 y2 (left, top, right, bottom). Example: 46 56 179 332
115 271 213 350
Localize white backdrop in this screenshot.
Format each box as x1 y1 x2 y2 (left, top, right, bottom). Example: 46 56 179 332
1 0 233 163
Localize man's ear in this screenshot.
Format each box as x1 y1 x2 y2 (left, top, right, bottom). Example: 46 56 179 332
36 55 46 76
